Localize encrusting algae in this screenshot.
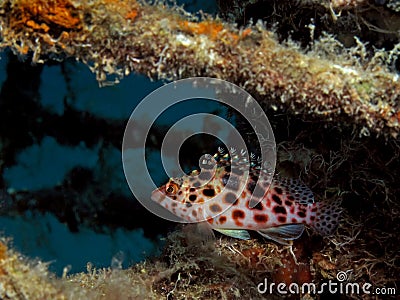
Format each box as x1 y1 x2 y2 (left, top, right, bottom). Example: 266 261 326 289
11 0 82 32
0 217 396 299
0 0 399 138
0 233 349 299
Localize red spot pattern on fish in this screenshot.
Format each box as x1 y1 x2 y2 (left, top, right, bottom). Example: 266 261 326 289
151 148 341 244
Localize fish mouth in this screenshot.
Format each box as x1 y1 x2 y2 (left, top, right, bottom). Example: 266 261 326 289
151 187 166 203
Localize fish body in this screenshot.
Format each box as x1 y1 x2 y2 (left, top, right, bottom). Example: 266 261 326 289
151 148 341 244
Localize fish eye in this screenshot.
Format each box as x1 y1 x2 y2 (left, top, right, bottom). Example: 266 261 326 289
166 183 178 195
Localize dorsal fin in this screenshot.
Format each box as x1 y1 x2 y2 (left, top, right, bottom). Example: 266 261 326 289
213 147 272 174
273 176 314 205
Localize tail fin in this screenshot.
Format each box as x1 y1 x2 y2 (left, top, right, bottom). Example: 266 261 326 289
311 199 342 236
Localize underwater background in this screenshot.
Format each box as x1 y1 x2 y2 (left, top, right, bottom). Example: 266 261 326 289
0 0 220 275
0 0 399 299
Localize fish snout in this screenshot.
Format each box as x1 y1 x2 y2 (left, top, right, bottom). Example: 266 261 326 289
151 187 166 203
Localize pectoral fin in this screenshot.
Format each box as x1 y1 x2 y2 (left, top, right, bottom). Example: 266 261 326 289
195 221 216 242
214 229 251 240
257 224 305 245
182 222 215 247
